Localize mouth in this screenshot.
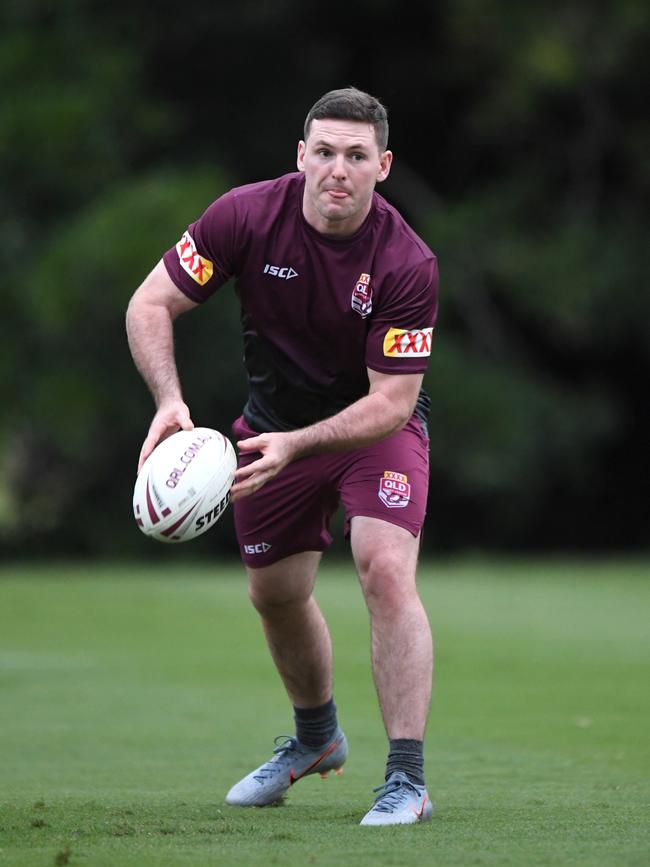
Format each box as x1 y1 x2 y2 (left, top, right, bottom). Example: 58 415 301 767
325 188 350 200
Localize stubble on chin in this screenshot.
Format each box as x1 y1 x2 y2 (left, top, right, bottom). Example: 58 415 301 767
319 206 350 224
318 194 356 223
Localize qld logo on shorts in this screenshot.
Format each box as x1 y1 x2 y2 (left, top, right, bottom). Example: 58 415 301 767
351 273 372 318
383 327 433 357
378 471 411 509
176 231 214 285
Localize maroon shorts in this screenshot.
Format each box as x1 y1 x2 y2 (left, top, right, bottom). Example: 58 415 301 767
231 415 429 568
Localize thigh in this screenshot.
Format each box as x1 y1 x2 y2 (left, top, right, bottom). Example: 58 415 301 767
338 416 429 539
231 416 339 568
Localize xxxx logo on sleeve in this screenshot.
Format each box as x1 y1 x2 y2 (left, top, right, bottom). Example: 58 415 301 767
383 327 433 357
176 231 214 286
378 471 411 509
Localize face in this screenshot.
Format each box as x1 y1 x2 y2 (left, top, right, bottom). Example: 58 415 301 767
297 118 392 236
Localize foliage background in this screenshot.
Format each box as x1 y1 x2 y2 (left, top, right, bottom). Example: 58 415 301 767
1 0 648 557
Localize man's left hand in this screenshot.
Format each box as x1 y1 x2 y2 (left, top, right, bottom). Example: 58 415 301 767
230 432 298 501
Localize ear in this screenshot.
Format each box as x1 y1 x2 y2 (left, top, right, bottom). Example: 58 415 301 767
297 140 306 172
376 149 393 183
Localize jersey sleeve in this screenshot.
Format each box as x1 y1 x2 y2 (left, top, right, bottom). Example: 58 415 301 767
162 190 240 302
365 256 439 374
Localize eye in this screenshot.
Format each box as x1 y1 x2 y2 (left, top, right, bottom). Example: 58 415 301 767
318 148 331 157
350 152 366 161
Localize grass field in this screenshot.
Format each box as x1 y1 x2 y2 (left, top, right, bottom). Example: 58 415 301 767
0 559 648 866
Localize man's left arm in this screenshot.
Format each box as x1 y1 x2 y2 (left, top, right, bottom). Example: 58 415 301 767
230 369 423 501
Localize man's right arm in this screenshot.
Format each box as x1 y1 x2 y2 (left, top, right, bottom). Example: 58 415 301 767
126 260 200 470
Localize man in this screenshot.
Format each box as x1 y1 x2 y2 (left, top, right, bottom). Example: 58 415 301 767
126 87 438 826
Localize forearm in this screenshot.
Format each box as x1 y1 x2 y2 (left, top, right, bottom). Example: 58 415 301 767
231 371 422 501
288 390 411 459
126 299 183 408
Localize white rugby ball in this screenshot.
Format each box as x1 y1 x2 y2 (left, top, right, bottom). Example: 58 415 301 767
133 427 236 543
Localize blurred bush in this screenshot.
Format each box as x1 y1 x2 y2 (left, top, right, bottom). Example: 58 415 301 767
1 0 648 555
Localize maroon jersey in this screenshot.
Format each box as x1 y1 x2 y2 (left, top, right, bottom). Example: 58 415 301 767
163 172 438 432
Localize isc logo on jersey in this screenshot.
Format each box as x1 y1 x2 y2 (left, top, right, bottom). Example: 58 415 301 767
263 263 298 279
383 327 433 357
176 231 214 285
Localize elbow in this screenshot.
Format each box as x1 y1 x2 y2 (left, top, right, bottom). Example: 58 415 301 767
381 394 414 435
367 372 421 436
125 294 142 337
126 289 144 320
395 402 414 432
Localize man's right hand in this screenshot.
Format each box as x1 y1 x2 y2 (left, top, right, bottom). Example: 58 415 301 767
138 400 194 473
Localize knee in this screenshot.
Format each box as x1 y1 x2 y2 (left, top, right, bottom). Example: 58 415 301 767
248 577 311 618
245 553 320 618
357 551 418 613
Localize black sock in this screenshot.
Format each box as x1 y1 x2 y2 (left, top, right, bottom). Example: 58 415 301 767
293 698 338 749
385 738 425 786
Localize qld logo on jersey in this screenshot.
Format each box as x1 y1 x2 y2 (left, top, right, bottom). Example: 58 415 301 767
383 327 433 357
378 471 411 509
176 232 214 286
351 273 372 318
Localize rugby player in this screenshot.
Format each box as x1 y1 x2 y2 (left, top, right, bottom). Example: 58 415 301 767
126 87 439 825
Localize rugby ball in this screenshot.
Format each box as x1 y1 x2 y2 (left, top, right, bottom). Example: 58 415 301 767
133 427 236 543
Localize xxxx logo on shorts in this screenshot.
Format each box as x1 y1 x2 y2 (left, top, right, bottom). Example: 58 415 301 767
383 327 433 357
351 272 372 318
378 471 411 509
176 231 214 286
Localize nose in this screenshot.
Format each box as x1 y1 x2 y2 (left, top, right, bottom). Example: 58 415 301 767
331 154 347 179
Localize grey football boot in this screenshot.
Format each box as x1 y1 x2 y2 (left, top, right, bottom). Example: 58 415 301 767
225 729 348 807
360 771 433 825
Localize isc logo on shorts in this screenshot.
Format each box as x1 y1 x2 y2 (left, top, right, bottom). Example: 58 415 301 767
383 327 433 357
176 231 214 285
244 542 272 554
378 471 411 509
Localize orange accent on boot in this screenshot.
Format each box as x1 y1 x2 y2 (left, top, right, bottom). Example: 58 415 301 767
410 795 429 819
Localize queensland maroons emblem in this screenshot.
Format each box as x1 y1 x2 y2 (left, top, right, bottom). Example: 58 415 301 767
378 471 411 509
351 273 372 318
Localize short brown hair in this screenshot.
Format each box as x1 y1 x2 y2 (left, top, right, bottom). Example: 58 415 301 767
304 87 389 152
